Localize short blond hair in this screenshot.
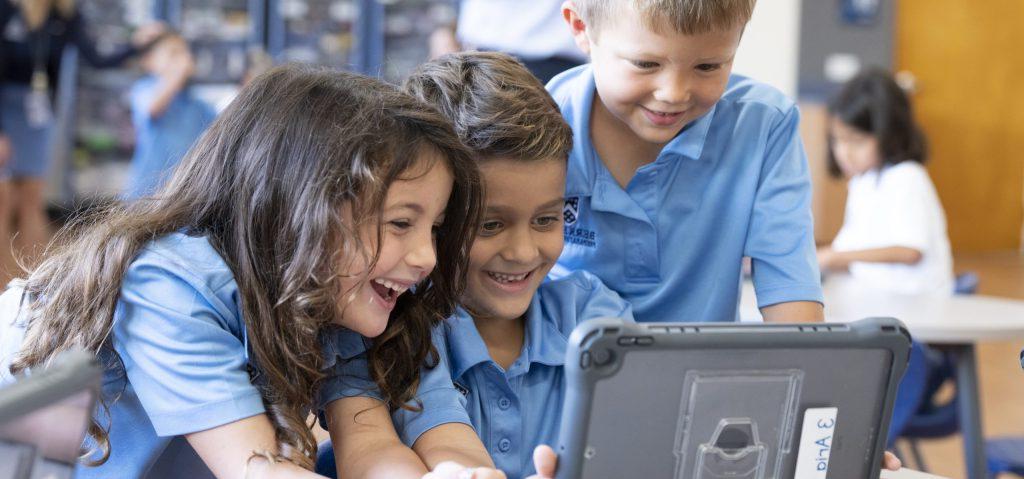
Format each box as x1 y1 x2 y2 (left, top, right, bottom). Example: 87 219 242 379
577 0 755 35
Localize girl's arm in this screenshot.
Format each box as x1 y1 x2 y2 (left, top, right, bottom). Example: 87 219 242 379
185 414 325 479
412 423 496 470
325 397 505 479
325 396 431 479
818 246 923 271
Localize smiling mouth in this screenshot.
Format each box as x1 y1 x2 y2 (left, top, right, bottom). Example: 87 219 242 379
486 270 533 284
370 278 409 306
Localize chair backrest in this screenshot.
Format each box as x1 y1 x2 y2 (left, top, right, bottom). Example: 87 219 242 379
887 341 930 447
954 271 980 295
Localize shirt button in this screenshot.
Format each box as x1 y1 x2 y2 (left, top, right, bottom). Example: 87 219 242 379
498 438 512 453
498 397 512 410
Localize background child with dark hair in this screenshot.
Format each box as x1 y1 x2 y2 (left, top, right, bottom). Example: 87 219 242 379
817 67 953 296
125 30 216 200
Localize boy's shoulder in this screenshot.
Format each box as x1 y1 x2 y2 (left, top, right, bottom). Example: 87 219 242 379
536 270 634 332
545 64 592 110
718 73 798 118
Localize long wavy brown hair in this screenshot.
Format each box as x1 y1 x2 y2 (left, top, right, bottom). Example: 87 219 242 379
9 64 482 468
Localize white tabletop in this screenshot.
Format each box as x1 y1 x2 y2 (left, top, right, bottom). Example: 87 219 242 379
740 277 1024 344
882 468 950 479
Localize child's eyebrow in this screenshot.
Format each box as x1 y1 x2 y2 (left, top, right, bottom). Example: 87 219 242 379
484 198 565 214
538 198 566 209
389 202 425 215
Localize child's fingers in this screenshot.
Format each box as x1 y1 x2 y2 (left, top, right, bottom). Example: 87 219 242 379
883 451 902 471
425 461 469 479
532 444 558 478
468 467 507 479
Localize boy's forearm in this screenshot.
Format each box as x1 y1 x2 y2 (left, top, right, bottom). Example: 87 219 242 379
760 301 824 323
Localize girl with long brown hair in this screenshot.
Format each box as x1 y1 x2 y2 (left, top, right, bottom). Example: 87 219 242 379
0 64 487 478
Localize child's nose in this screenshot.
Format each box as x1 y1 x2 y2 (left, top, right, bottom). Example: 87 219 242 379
405 235 438 278
500 227 540 264
654 72 691 105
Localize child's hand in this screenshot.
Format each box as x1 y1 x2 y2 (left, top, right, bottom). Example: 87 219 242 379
132 22 167 49
817 246 839 270
422 461 507 479
883 451 902 471
428 27 460 59
158 48 195 85
525 445 558 479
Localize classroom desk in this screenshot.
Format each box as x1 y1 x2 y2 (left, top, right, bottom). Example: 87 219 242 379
882 468 950 479
740 277 1024 479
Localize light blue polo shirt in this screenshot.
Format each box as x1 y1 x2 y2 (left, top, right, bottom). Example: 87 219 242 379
1 233 370 478
388 271 634 479
546 65 823 323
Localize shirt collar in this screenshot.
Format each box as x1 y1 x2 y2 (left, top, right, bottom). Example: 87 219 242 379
445 294 568 380
320 326 371 370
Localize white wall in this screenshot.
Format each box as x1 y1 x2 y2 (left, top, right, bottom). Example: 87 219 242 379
732 0 802 99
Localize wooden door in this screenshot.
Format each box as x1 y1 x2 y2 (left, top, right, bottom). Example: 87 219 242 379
896 0 1024 252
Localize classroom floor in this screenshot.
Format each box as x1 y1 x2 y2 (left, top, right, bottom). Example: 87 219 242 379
904 251 1024 478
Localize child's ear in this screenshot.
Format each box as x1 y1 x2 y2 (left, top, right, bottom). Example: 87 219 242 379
561 1 592 56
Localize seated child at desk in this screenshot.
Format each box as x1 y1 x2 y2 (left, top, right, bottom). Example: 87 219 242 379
817 68 953 296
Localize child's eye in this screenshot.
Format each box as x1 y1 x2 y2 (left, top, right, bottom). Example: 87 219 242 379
389 220 413 231
480 220 503 235
534 216 562 228
631 60 659 69
696 63 722 73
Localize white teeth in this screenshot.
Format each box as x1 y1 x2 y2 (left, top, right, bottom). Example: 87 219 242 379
488 271 529 283
373 278 408 295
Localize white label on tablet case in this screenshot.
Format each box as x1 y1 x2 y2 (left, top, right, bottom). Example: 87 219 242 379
794 407 838 479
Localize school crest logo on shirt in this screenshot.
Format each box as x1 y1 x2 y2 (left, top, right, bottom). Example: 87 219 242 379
563 197 580 225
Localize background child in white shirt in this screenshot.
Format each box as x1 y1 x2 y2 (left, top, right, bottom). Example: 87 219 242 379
818 67 954 296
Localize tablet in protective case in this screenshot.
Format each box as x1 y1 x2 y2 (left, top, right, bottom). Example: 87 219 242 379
555 317 910 479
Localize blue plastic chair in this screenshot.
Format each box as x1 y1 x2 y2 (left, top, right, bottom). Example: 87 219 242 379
316 440 338 478
987 437 1024 477
888 341 931 448
983 349 1024 477
894 272 979 469
954 271 980 295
